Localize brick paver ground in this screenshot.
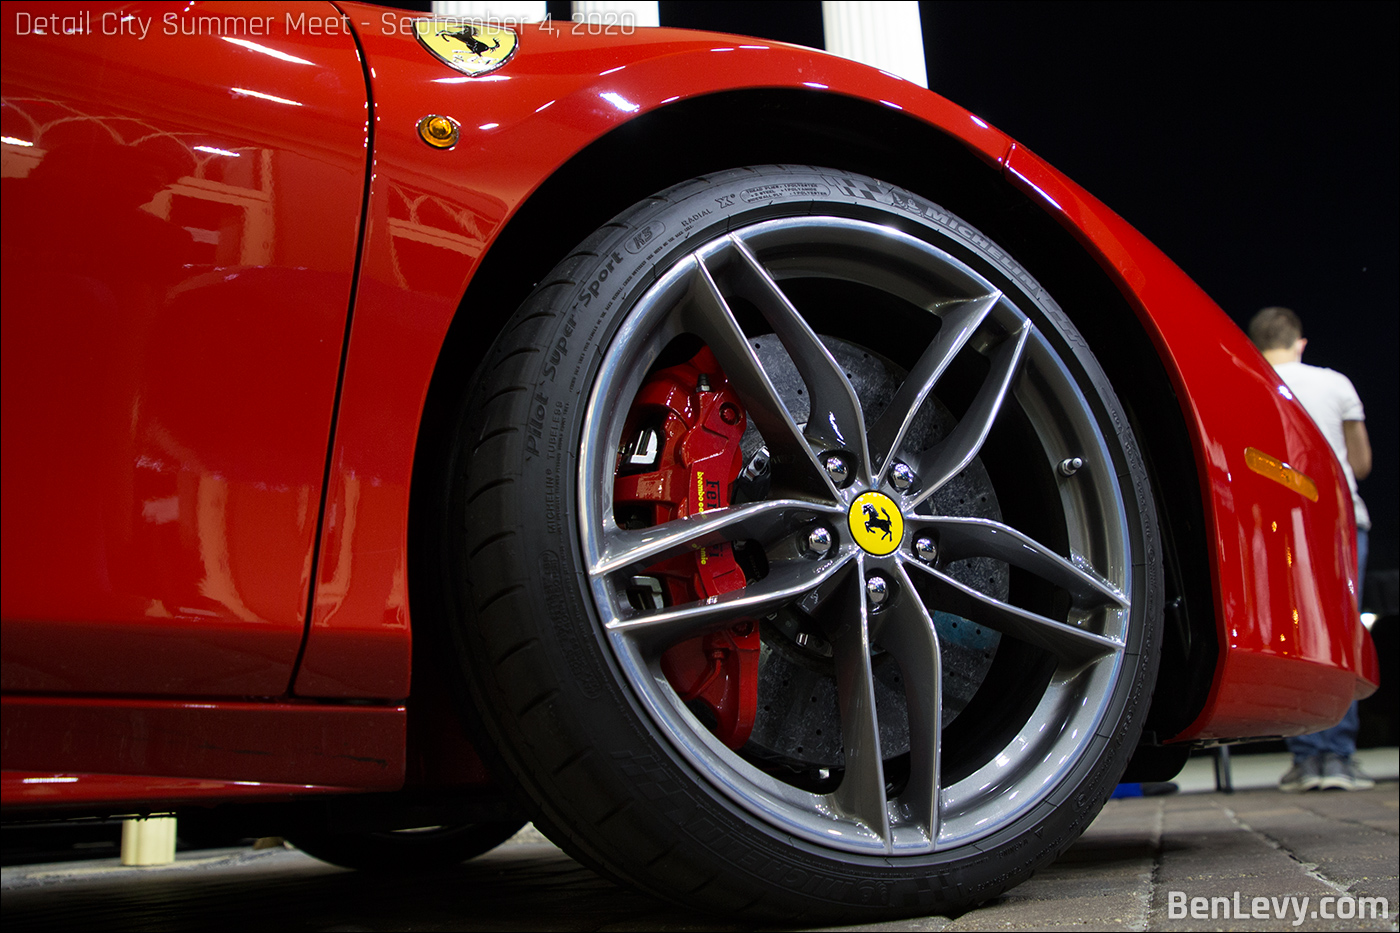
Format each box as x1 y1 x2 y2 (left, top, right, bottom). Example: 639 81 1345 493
3 783 1395 931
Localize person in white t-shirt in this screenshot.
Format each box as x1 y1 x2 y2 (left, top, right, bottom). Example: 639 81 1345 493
1248 306 1374 792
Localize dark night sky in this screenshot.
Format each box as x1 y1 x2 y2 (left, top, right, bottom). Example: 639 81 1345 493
659 1 1399 575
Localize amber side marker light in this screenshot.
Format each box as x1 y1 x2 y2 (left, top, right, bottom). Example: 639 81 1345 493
417 114 459 149
1245 447 1318 502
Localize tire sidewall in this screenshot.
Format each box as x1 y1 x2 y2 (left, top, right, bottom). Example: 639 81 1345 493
454 165 1162 916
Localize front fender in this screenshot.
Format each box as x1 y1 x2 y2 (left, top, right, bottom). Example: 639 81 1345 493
294 12 1015 694
1004 146 1378 740
300 9 1377 747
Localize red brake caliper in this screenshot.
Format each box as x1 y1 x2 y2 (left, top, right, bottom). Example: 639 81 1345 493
613 346 759 749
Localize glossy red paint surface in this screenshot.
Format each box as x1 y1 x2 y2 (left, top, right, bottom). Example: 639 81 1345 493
1 771 360 811
0 696 404 790
1 2 367 695
1002 145 1378 738
0 6 1377 810
295 10 1011 696
303 12 1374 737
309 14 1377 722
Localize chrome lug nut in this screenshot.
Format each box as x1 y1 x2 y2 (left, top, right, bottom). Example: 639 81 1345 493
889 461 916 492
1058 456 1085 476
914 536 938 564
823 453 851 486
804 525 833 558
865 574 889 608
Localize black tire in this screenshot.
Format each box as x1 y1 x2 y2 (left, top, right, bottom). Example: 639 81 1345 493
443 166 1162 920
289 821 524 872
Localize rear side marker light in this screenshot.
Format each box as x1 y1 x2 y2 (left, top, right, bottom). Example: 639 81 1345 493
1244 447 1318 502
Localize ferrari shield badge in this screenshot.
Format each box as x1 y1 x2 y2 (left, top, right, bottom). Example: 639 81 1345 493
414 19 518 77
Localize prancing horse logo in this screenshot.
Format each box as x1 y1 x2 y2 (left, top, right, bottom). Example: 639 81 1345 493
413 19 518 77
862 503 894 541
437 26 501 57
848 491 903 556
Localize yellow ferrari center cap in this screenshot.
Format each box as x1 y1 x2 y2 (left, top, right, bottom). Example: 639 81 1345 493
848 491 903 556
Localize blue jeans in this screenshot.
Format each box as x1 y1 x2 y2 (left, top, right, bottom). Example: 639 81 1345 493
1286 527 1368 762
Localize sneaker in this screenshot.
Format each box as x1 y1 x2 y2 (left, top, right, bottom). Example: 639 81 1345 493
1279 756 1323 792
1317 754 1376 791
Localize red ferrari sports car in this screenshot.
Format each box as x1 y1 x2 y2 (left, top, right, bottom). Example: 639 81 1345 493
0 1 1379 921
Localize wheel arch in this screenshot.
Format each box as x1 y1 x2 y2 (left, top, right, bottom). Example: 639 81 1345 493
405 88 1216 763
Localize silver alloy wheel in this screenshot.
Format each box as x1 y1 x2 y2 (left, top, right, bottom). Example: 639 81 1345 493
578 216 1133 855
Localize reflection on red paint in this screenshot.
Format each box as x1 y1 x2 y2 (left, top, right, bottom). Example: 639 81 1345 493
1002 145 1371 738
1 3 367 695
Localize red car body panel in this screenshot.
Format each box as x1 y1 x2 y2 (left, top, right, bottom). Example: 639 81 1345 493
1 1 367 697
1001 147 1378 739
1 695 405 798
0 4 1376 810
2 771 362 811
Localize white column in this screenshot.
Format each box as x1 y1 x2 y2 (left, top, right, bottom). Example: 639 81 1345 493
572 2 660 28
120 815 177 866
821 1 927 87
432 1 548 22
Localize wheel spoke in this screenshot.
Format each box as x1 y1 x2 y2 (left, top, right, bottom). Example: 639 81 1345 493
907 321 1031 510
900 555 1123 667
592 499 845 577
918 517 1127 610
673 258 837 501
877 563 943 844
869 292 1001 480
606 551 854 652
581 207 1146 863
819 560 891 845
708 238 872 481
